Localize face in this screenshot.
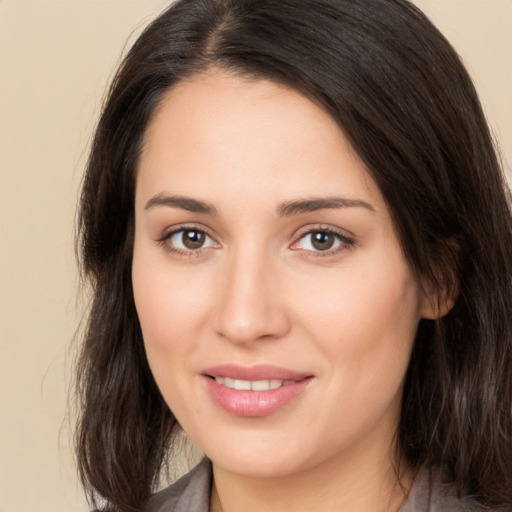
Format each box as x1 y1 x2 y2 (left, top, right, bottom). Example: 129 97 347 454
132 70 430 478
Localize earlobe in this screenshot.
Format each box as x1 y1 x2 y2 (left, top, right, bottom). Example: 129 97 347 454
421 292 456 320
420 279 458 320
420 238 460 320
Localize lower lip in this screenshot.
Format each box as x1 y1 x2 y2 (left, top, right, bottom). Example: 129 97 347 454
203 376 313 417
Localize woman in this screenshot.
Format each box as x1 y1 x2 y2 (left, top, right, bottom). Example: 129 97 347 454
75 0 512 511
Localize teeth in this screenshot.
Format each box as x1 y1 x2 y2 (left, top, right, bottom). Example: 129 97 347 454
214 377 293 391
234 379 251 390
270 379 284 390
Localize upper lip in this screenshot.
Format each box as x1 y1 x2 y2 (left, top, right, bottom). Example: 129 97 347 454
202 364 311 381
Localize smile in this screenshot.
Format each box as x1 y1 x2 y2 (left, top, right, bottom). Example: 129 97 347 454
202 365 314 417
213 377 297 391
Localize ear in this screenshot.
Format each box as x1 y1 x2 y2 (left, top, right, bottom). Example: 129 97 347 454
420 282 458 320
420 239 459 320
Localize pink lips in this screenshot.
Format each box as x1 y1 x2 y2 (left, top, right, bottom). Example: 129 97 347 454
202 364 313 417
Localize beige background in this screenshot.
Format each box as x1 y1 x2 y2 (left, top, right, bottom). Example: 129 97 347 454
0 1 510 511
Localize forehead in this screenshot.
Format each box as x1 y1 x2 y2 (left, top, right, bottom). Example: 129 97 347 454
141 70 349 159
136 69 381 212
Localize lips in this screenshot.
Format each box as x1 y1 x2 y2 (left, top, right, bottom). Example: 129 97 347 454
203 363 310 380
202 364 313 417
214 376 296 391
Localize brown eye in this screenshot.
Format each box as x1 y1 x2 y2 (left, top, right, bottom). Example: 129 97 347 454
166 228 217 252
310 231 335 251
294 229 352 254
182 230 205 249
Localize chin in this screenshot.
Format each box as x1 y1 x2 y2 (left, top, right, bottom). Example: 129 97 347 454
209 451 312 478
195 426 333 478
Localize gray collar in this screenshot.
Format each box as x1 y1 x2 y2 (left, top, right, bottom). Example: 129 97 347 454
146 458 212 512
146 459 483 512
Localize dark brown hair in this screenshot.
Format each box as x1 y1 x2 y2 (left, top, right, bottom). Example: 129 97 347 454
76 1 512 510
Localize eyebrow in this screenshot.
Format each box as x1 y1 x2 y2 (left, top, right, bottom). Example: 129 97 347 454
145 194 218 215
144 194 374 217
276 197 375 216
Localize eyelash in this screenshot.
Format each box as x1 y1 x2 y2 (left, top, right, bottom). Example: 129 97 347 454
155 225 355 258
291 227 355 257
155 225 219 257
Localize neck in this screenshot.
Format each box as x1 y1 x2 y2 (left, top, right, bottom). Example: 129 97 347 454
210 445 412 512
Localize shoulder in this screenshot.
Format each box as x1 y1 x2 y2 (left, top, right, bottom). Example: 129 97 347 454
400 467 490 512
144 457 212 512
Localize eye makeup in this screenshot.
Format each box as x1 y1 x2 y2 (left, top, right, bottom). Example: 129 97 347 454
153 221 356 260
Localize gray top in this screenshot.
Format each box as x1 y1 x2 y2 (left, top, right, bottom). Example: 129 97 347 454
146 458 484 512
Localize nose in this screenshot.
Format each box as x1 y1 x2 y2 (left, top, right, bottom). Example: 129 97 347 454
212 248 291 344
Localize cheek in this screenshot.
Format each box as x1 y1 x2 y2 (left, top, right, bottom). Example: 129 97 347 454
131 244 214 374
294 255 422 388
132 253 215 421
292 263 422 448
133 272 202 347
301 280 418 336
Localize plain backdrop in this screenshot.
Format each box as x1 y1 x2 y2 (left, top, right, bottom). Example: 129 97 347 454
0 1 510 511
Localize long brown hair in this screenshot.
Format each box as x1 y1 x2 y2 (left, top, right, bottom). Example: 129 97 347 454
76 1 512 510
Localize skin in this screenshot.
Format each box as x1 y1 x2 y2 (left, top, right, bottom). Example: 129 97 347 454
132 69 437 512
